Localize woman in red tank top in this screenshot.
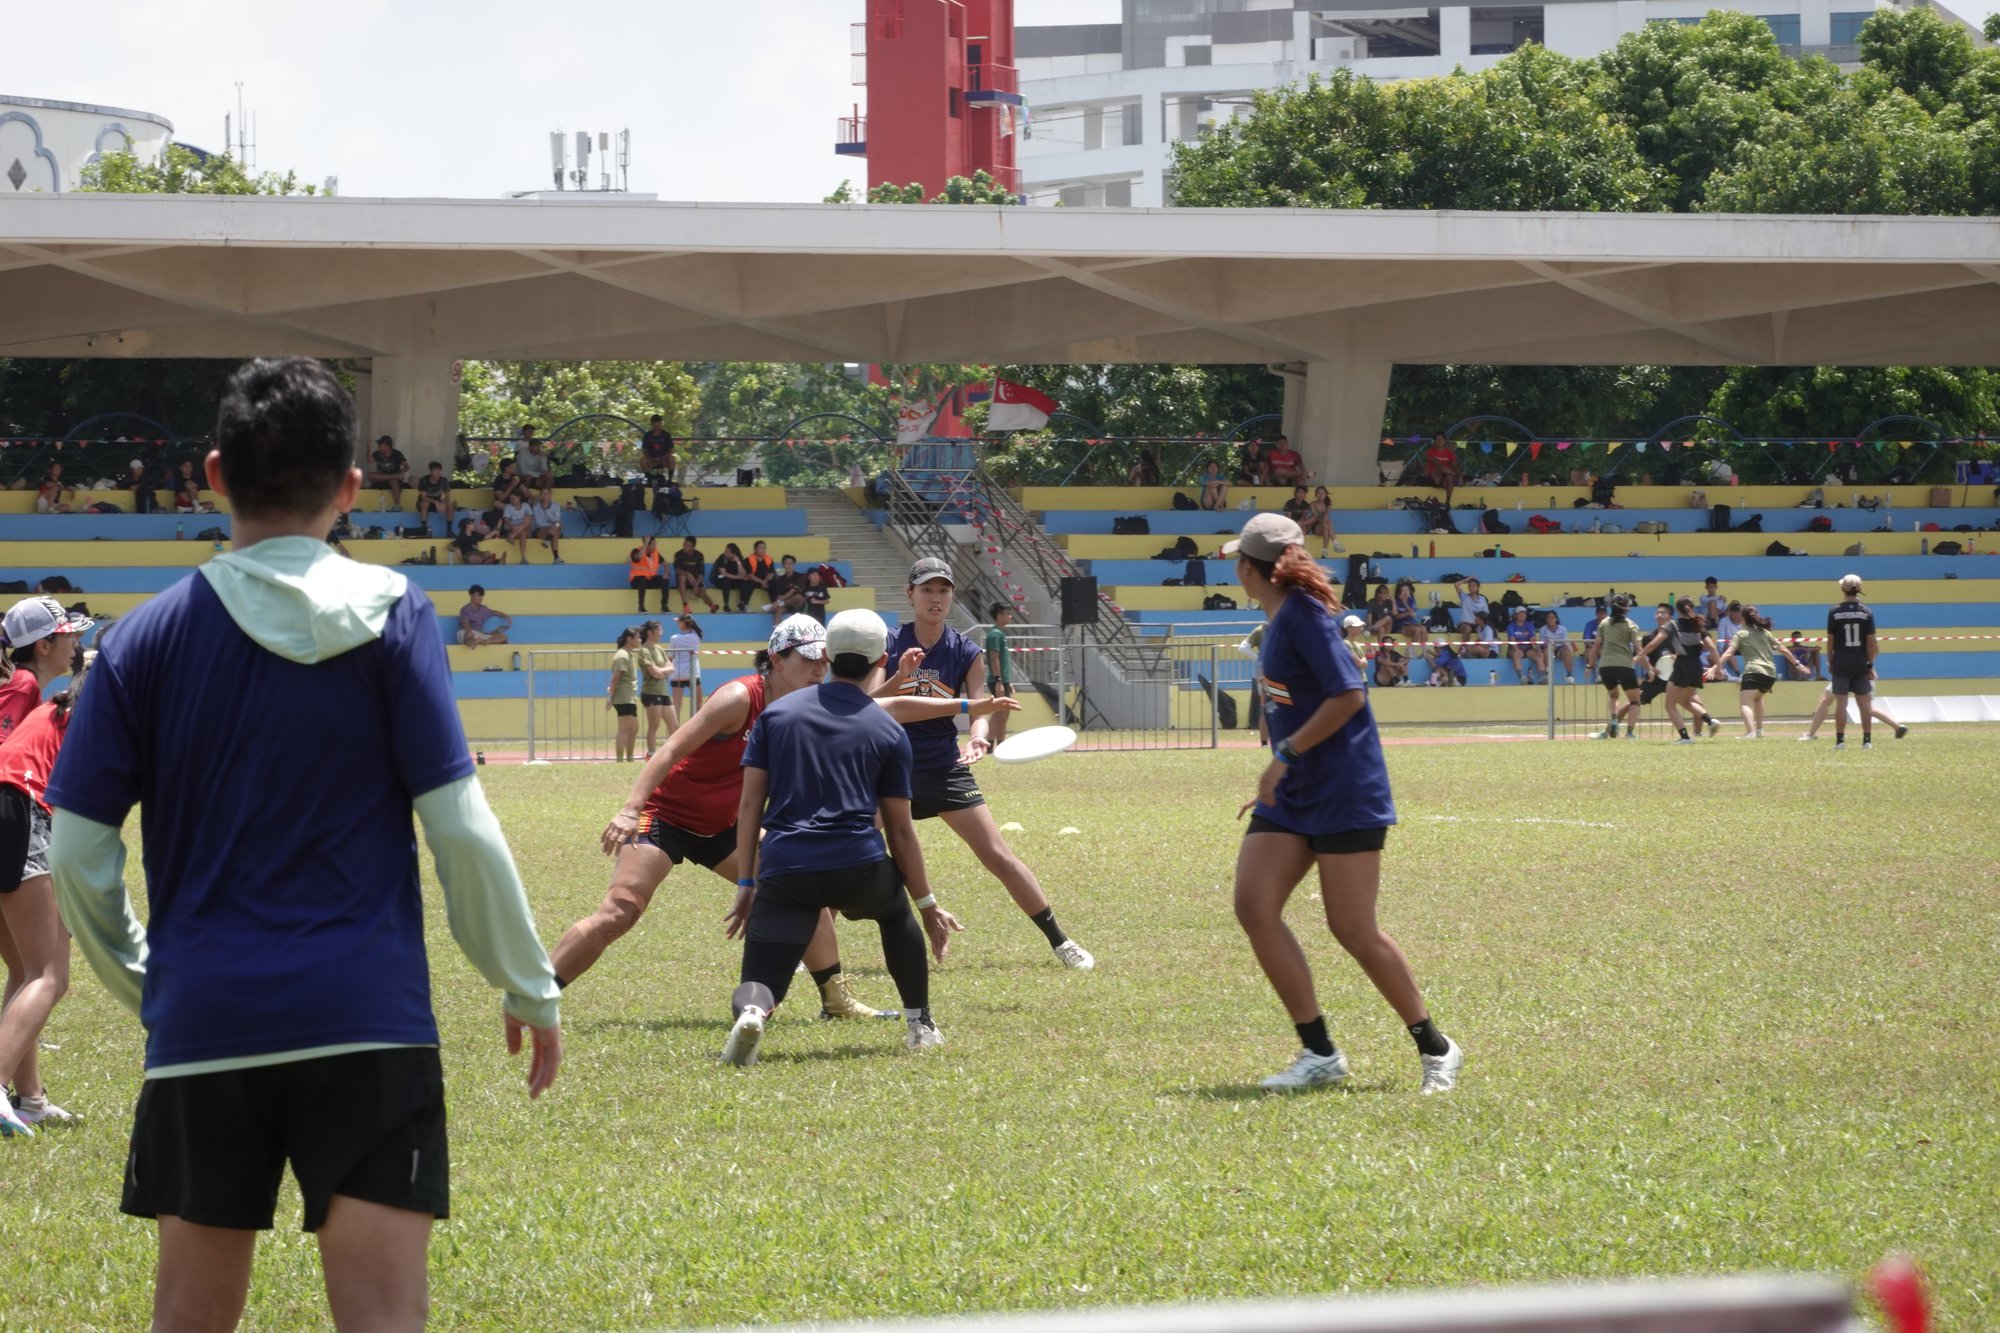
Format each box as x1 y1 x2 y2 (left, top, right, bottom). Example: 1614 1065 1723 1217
549 615 1019 1020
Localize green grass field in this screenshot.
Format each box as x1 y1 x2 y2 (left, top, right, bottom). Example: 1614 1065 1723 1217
7 733 1998 1331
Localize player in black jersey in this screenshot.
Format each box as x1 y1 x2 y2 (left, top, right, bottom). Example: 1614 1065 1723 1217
1825 574 1878 749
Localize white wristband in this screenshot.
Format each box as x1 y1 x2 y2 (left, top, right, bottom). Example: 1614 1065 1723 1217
912 894 938 911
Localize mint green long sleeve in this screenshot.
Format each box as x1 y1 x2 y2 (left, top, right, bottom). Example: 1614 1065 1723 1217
413 775 561 1031
47 811 148 1019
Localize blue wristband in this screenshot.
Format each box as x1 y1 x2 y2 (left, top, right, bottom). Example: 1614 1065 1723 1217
1274 739 1299 765
961 698 970 714
736 878 755 889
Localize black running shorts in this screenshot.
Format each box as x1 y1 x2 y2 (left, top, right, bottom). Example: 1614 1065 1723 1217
122 1047 448 1233
1245 815 1389 855
1828 669 1872 696
1598 667 1638 692
1669 656 1706 689
1739 671 1777 694
909 765 985 820
637 815 736 871
748 858 907 946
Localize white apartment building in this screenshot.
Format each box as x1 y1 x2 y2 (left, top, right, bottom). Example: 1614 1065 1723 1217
0 96 174 195
1016 0 1985 208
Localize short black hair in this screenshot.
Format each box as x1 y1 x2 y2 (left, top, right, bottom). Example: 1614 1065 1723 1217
428 461 443 471
989 602 1011 619
831 652 876 681
469 584 486 596
214 358 354 519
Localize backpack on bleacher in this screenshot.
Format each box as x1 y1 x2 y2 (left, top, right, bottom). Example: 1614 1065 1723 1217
1479 509 1509 535
1202 593 1238 611
1803 515 1833 532
1183 557 1206 587
1932 540 1963 555
1734 513 1763 533
1170 491 1198 511
1765 541 1794 556
1112 515 1150 535
1708 504 1732 533
1526 515 1559 534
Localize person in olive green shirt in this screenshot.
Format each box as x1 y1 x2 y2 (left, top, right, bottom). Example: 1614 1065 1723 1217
637 620 675 756
1586 599 1649 739
1707 605 1805 739
983 603 1016 746
606 628 641 761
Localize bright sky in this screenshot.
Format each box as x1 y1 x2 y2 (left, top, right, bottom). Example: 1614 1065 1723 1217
13 0 1118 202
15 0 1993 202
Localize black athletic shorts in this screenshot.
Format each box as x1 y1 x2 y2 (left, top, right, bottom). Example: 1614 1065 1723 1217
910 765 985 820
748 858 907 946
640 693 670 708
1828 668 1873 696
0 784 44 891
612 703 638 718
1669 656 1706 689
1739 671 1777 694
1598 667 1638 692
637 814 736 871
1245 815 1388 855
122 1047 448 1233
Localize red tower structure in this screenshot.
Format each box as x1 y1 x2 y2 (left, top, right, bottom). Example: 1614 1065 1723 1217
836 0 1021 198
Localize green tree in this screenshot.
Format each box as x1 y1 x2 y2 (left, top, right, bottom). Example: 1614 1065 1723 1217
456 360 700 476
824 170 1020 205
1855 6 1977 114
79 145 318 197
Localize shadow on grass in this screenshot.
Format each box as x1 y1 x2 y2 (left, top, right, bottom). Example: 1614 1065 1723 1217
1166 1076 1400 1101
573 1015 725 1035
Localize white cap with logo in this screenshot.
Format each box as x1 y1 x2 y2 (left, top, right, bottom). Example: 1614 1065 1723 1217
768 614 828 661
2 596 94 652
825 609 891 664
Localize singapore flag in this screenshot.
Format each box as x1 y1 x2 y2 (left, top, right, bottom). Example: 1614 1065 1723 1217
984 379 1059 432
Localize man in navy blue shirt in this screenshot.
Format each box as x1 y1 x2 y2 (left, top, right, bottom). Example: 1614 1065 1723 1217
48 359 561 1330
722 609 962 1064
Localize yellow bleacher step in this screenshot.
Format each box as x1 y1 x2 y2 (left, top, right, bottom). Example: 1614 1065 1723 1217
0 485 794 516
0 536 831 567
1062 532 1958 559
425 587 874 617
1020 484 1984 511
1109 578 2000 611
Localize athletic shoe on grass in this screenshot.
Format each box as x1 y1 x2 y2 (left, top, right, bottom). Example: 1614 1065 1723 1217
13 1092 73 1127
1705 717 1721 738
1419 1037 1465 1095
1894 724 1909 740
1053 940 1095 970
720 1006 766 1067
0 1099 31 1138
1259 1048 1349 1091
905 1013 944 1051
817 973 894 1021
1834 740 1846 750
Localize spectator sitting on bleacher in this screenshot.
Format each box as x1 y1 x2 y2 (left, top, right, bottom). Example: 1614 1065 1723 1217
745 540 775 603
529 494 565 565
121 458 160 514
1454 577 1490 631
641 416 675 475
1460 611 1498 658
1365 583 1394 641
1304 486 1339 556
803 568 831 624
672 536 718 614
1199 460 1230 511
1506 605 1543 683
172 459 217 514
1784 630 1823 681
765 555 806 624
1282 486 1313 526
1127 449 1161 487
712 543 752 612
457 584 510 647
500 494 534 564
415 461 455 536
517 437 554 505
1373 638 1409 688
366 435 409 507
35 464 76 514
453 513 507 565
628 537 666 612
1423 434 1463 504
1266 435 1305 486
492 459 527 510
1424 641 1466 687
1235 440 1269 487
1538 610 1578 684
1392 578 1428 645
1699 577 1726 626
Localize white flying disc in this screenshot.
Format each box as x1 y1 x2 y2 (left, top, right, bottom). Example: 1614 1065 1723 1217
992 725 1078 765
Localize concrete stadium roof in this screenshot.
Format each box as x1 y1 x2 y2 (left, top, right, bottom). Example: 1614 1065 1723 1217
2 193 1998 368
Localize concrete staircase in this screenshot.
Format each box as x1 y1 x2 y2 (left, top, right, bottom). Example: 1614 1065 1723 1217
787 487 912 613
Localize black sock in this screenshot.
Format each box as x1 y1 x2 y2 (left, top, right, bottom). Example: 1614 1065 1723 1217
1678 727 1690 739
555 974 568 990
1408 1017 1449 1057
1029 907 1068 948
810 964 841 988
1295 1016 1335 1058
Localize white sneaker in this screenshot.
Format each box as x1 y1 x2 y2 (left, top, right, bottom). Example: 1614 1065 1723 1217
905 1013 945 1051
0 1099 31 1138
1259 1048 1349 1091
1419 1037 1464 1094
13 1093 73 1127
1053 939 1095 970
1797 734 1818 742
1705 717 1721 738
720 1006 766 1067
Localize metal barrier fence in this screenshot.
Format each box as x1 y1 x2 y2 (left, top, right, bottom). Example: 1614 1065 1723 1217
996 631 1251 751
526 649 635 762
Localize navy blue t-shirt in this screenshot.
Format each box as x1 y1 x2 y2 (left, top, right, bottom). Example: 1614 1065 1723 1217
46 574 472 1071
885 621 982 772
743 680 913 878
1256 591 1397 835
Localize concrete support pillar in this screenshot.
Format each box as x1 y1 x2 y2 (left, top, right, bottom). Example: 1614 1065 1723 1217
1284 356 1394 487
365 350 462 471
1439 6 1472 62
1799 0 1832 47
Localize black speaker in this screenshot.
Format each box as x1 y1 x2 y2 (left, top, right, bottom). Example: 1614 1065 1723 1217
1059 575 1099 627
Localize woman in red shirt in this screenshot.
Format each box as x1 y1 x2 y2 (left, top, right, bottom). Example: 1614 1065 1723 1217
1423 434 1462 503
551 616 1012 1020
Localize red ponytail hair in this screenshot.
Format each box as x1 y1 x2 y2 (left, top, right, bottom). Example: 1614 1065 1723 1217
1243 544 1343 614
